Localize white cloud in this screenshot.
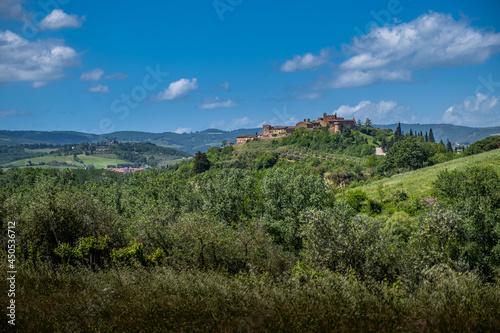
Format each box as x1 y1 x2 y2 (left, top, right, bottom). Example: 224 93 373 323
80 68 104 81
104 72 128 80
330 69 412 88
39 9 85 30
0 109 30 118
210 117 254 130
211 81 230 92
295 92 322 100
333 100 409 124
0 30 79 84
280 48 330 72
87 84 110 94
174 127 191 134
308 12 500 89
442 93 500 126
0 0 25 20
32 81 47 88
155 78 198 101
197 97 237 109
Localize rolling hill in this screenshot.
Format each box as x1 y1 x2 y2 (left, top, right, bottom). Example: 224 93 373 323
0 128 261 154
351 148 500 201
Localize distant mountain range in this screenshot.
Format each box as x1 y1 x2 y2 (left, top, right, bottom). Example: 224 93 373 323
375 123 500 146
0 128 261 154
1 124 498 153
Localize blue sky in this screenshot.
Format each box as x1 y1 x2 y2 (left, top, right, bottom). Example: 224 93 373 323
1 0 499 134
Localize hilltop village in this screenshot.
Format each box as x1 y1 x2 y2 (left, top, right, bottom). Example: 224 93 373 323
236 112 357 144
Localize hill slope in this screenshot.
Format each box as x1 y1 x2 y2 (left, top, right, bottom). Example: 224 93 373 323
0 128 261 154
353 149 500 200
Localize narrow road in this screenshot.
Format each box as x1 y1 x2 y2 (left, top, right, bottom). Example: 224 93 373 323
375 147 386 156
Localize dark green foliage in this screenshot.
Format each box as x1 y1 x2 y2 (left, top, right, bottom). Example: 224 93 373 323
0 159 499 330
429 128 435 143
300 205 391 279
261 167 334 252
463 135 500 156
447 139 453 152
278 127 378 157
435 167 500 276
383 136 429 172
253 151 278 170
193 151 211 174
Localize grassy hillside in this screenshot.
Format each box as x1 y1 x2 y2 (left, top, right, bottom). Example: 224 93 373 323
5 154 130 169
352 149 500 200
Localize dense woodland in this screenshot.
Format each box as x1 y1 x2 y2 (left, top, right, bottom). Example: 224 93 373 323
1 128 500 331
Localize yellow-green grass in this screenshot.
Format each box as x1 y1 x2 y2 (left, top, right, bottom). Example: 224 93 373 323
77 155 130 168
4 155 82 167
3 154 130 169
353 149 500 200
24 148 58 153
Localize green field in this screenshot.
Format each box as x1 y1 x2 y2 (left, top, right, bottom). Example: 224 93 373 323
3 154 130 169
77 154 130 168
353 149 500 200
24 148 58 153
5 155 81 167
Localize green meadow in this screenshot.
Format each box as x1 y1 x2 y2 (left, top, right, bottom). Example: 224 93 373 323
354 148 500 200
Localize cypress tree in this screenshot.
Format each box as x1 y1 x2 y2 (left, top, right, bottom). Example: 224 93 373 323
429 128 435 143
395 122 402 141
424 131 429 143
409 128 413 136
447 140 453 152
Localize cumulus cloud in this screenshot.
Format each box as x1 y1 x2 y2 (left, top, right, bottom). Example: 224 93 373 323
257 107 299 127
290 12 500 89
280 48 330 72
441 93 500 126
80 68 104 81
0 30 79 84
332 12 500 88
0 109 30 118
211 81 230 93
155 78 198 101
294 92 322 100
39 9 85 30
174 127 191 134
197 97 237 109
210 117 254 130
333 100 409 124
104 72 128 80
32 81 47 88
87 84 110 94
330 69 412 89
0 0 25 20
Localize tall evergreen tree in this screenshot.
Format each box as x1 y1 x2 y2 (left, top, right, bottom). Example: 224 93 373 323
193 151 211 174
447 140 453 152
395 122 402 142
409 128 413 136
424 131 429 143
428 128 435 143
381 137 387 151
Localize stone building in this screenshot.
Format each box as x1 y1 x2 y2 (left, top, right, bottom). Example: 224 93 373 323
237 112 358 144
236 134 257 144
